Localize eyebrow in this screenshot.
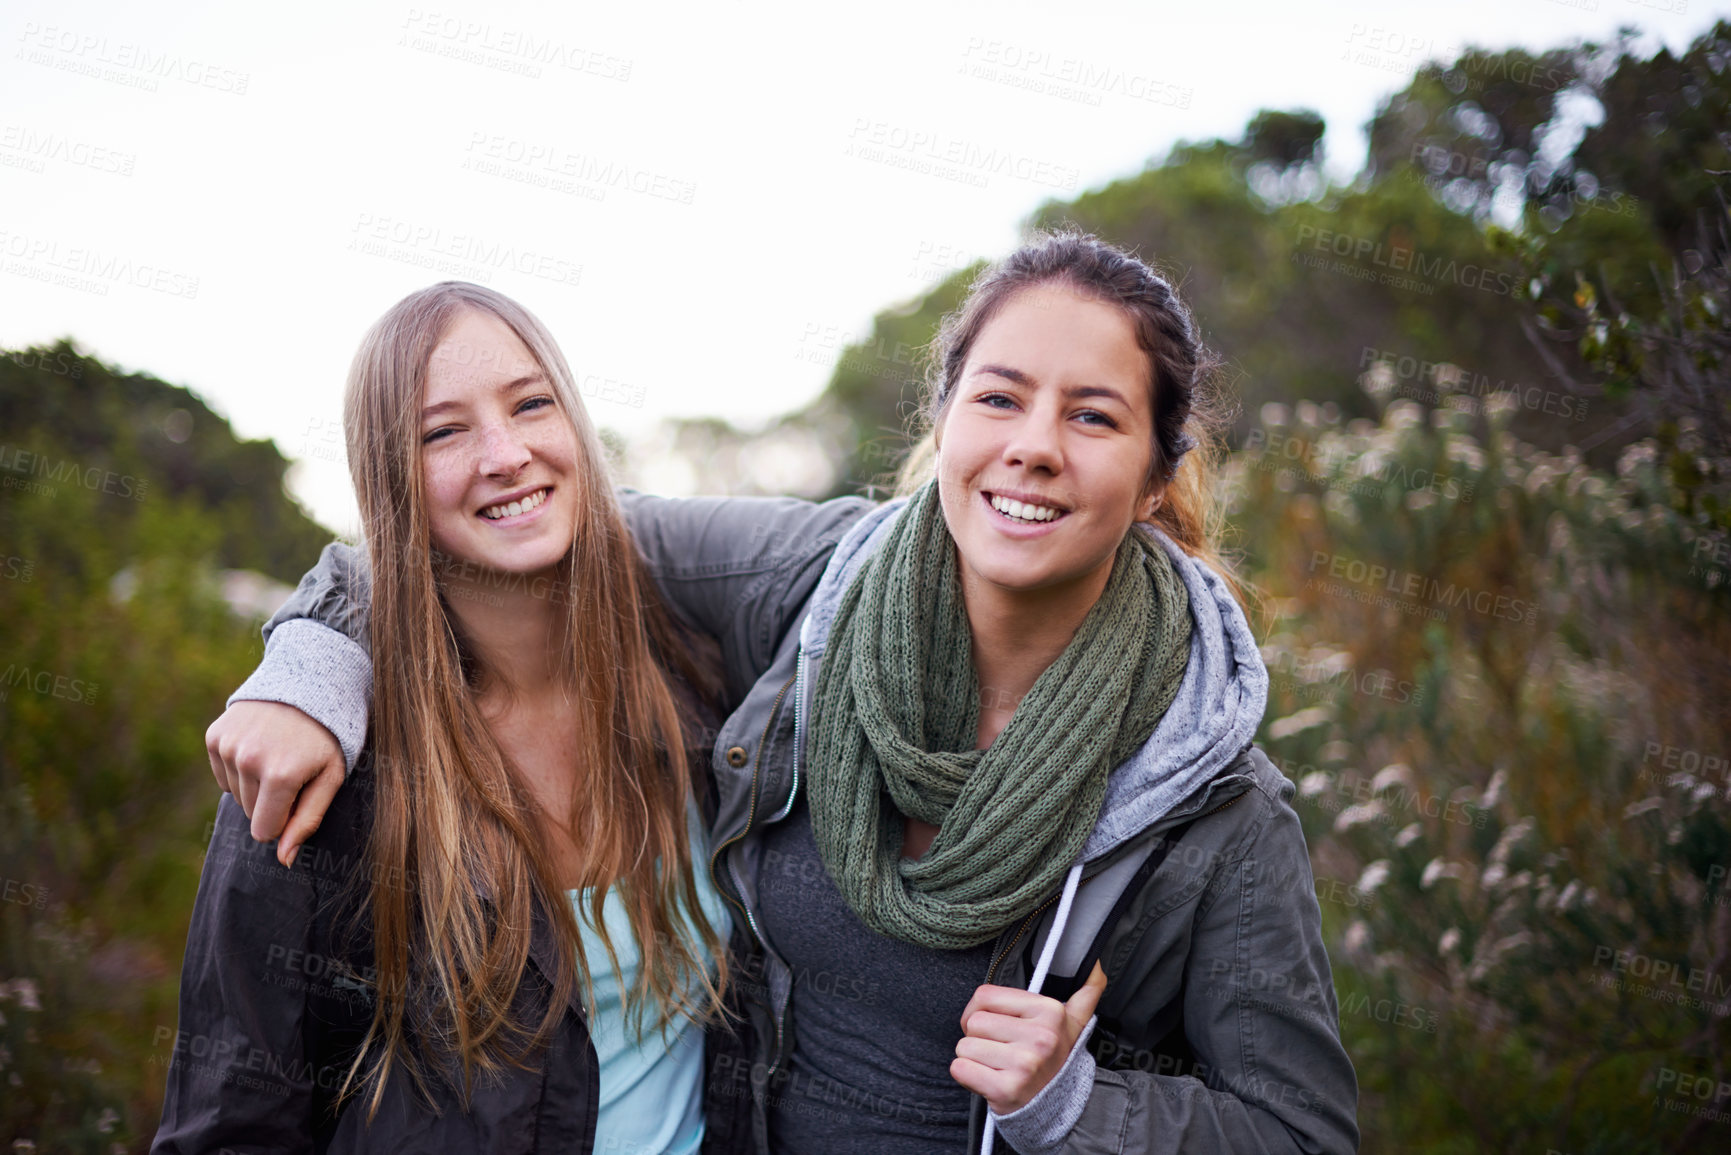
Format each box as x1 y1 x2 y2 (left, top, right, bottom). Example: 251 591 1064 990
420 373 547 421
971 363 1133 407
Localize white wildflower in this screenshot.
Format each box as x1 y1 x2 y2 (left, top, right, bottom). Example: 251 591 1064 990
0 980 40 1013
1623 797 1664 820
1387 400 1424 430
1320 740 1354 764
1480 769 1507 810
1446 440 1487 470
1268 705 1333 741
1372 763 1416 793
1421 859 1472 889
1336 801 1387 833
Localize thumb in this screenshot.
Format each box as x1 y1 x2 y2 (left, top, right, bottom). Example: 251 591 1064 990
1066 961 1108 1028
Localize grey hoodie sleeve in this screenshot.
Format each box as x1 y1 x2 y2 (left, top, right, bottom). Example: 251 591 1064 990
227 543 373 771
226 492 877 770
1053 793 1360 1155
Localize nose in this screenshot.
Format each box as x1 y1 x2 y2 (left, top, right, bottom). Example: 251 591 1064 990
476 421 533 478
1000 403 1063 475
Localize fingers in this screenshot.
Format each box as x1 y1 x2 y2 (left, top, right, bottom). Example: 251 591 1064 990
202 701 343 846
249 766 298 845
959 983 1052 1027
960 1009 1055 1047
951 1013 1066 1115
950 1055 1017 1104
207 711 263 818
205 719 234 795
953 968 1110 1115
277 758 346 868
1066 961 1108 1028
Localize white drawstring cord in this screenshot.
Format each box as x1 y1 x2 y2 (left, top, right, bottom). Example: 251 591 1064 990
980 859 1086 1155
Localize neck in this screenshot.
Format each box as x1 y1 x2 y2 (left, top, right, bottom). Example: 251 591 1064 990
438 564 569 701
961 557 1112 747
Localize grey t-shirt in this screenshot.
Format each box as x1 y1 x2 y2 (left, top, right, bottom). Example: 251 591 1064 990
755 796 997 1154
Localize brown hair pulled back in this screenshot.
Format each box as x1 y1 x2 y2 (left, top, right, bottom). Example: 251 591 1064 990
901 229 1247 608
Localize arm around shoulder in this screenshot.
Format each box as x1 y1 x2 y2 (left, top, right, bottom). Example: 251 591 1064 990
229 541 373 773
618 490 876 696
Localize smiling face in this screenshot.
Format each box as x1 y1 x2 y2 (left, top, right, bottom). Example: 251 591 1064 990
418 308 580 578
935 283 1160 606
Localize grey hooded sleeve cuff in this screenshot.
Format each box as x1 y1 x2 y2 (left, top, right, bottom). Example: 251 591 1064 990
989 1015 1098 1154
226 619 372 772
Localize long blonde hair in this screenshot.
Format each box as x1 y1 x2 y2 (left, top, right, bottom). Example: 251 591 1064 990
340 282 726 1110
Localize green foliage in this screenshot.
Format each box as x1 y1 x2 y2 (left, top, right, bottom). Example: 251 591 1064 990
1572 23 1731 254
1244 109 1325 170
1235 392 1729 1152
1 345 331 1151
0 340 332 584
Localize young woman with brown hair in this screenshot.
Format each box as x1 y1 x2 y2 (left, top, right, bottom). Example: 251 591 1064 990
196 234 1359 1154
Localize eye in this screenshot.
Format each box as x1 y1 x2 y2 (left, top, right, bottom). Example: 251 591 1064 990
422 426 456 445
1075 409 1120 429
517 395 555 414
977 392 1018 410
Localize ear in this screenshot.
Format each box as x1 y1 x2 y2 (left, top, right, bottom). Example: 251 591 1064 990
1138 485 1164 524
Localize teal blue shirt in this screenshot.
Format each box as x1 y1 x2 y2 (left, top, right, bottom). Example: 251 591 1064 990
569 803 731 1154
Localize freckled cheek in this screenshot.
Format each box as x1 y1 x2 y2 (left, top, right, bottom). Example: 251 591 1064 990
422 457 475 531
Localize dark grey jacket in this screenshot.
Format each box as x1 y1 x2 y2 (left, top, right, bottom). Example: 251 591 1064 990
153 756 600 1154
227 492 1359 1155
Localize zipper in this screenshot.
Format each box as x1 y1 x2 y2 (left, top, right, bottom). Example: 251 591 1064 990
769 645 806 823
1199 790 1246 819
985 891 1062 985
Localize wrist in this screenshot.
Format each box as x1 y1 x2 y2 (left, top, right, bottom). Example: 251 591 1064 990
989 1016 1098 1155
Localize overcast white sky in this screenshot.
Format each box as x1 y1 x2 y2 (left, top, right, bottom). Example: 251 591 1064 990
2 0 1721 534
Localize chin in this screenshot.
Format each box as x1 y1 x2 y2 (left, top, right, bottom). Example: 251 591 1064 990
432 535 560 576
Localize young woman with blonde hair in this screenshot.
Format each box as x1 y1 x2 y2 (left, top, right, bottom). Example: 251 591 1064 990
154 283 875 1152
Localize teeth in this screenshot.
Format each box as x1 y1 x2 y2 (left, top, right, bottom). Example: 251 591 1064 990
990 494 1060 523
482 488 547 521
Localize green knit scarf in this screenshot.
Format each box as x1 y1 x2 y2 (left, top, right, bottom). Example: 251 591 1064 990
807 481 1193 950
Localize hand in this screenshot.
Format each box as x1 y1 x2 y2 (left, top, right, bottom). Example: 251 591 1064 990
951 961 1107 1115
205 701 345 868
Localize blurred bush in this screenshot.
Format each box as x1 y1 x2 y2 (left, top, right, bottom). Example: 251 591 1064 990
1235 388 1730 1152
1 345 327 1152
